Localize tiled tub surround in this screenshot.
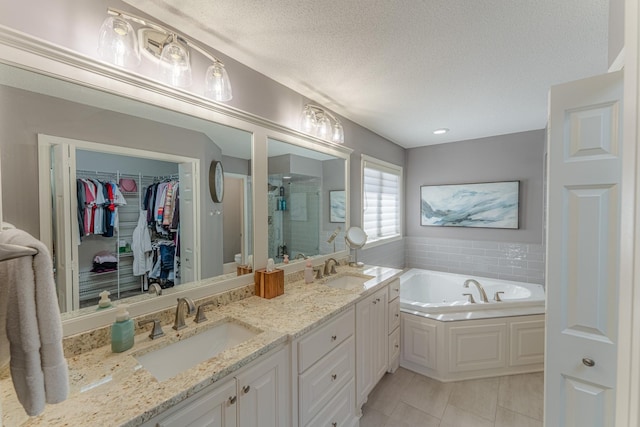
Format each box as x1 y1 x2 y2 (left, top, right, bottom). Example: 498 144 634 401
405 236 545 285
1 265 402 426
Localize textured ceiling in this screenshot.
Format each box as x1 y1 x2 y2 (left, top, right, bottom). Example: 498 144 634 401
124 0 609 148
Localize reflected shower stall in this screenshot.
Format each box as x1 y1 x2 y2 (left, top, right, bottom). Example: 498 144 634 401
267 173 321 262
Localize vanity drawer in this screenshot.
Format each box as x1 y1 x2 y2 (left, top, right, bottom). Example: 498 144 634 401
299 336 355 425
298 307 355 372
305 379 356 427
388 278 400 302
388 297 400 332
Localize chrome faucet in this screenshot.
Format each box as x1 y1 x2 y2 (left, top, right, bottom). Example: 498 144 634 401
173 297 196 330
294 253 307 260
324 258 339 275
463 279 489 303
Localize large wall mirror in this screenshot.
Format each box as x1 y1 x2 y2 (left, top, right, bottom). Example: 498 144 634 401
0 63 253 316
267 138 348 264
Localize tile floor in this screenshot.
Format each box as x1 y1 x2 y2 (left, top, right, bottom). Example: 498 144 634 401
360 368 543 427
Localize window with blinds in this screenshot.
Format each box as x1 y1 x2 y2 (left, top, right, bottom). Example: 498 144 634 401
362 155 403 244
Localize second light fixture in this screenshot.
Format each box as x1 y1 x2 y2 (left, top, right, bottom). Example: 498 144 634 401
300 104 345 144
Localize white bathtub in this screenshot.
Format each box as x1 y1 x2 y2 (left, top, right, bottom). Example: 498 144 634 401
400 268 545 320
399 268 545 381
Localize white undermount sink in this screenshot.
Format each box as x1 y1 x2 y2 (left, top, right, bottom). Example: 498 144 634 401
135 320 260 381
324 274 374 290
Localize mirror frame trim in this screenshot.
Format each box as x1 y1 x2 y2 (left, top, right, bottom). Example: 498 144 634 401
0 25 353 335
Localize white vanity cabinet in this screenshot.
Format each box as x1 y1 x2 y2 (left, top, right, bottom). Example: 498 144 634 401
236 346 290 427
355 286 388 410
153 378 237 427
294 307 357 427
144 346 290 427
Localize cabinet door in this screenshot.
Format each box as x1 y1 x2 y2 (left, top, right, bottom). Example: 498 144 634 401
356 286 388 408
155 378 237 427
372 288 388 383
356 291 375 407
237 347 289 427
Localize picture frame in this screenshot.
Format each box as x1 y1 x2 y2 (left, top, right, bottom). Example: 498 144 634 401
329 190 346 223
420 181 519 229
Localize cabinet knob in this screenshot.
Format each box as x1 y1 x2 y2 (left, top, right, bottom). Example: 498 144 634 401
394 288 399 292
228 396 237 405
331 373 337 381
395 344 399 348
372 300 377 305
332 423 337 427
376 298 381 302
582 358 595 367
331 335 337 341
242 385 251 394
395 313 399 318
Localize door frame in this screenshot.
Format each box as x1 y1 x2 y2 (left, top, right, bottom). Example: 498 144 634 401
615 0 640 425
37 134 201 311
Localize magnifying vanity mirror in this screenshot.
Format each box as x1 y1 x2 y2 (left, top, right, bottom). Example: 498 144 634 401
345 226 367 267
267 138 348 264
0 62 253 314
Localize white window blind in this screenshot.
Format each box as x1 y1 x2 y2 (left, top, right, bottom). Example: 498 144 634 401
362 155 402 243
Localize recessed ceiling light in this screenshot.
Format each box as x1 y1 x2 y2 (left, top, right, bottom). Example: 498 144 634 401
433 128 449 135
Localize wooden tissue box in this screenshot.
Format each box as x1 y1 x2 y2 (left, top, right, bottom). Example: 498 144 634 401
255 268 284 299
237 265 253 276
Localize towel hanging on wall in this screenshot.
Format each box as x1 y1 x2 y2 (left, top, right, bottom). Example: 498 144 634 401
0 228 68 416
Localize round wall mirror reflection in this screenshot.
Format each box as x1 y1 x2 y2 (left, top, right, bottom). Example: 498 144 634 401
345 226 367 267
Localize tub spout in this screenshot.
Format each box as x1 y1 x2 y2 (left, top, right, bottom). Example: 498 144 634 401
463 279 489 303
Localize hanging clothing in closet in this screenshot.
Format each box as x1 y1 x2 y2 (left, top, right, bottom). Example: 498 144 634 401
142 179 180 288
76 179 127 240
143 181 180 235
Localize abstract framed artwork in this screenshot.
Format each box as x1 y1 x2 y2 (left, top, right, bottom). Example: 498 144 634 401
420 181 520 229
330 190 346 223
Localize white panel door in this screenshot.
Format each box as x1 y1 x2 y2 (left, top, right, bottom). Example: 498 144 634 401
178 162 198 284
546 70 623 426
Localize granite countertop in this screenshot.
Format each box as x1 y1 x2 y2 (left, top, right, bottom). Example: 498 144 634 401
1 265 402 426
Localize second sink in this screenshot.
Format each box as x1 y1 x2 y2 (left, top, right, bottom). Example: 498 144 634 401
135 319 260 381
324 273 374 290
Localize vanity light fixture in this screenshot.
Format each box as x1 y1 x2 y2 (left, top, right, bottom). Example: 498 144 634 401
98 8 233 101
300 104 345 144
433 128 450 135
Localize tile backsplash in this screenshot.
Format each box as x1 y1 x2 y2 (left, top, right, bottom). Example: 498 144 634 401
359 238 406 269
404 236 545 285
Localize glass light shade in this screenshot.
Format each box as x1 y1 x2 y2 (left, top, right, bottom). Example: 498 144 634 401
316 115 332 140
158 37 192 88
97 16 140 68
300 107 317 133
331 122 345 144
204 62 233 102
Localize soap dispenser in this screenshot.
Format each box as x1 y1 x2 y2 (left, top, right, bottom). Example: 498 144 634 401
304 259 314 284
97 290 112 309
111 304 135 353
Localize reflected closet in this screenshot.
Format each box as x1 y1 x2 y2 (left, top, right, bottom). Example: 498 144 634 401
39 135 200 312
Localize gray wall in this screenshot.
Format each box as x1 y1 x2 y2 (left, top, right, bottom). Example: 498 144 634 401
609 0 624 67
0 85 225 278
405 129 545 244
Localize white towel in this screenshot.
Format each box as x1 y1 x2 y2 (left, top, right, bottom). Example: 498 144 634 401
0 228 68 416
